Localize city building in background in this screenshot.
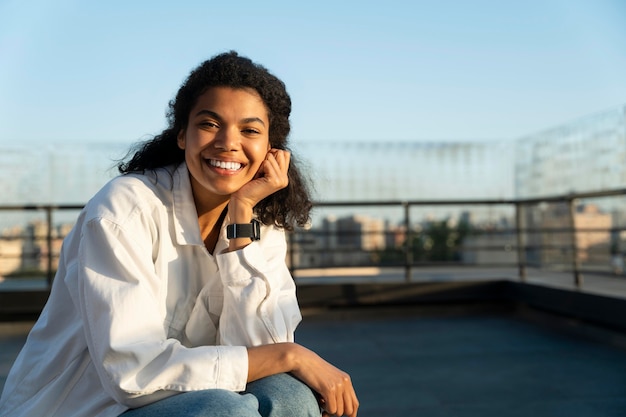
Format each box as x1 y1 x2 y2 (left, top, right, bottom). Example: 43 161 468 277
290 214 387 268
522 203 613 268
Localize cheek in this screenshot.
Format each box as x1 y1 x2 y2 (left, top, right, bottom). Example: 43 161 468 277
251 141 270 160
182 135 205 156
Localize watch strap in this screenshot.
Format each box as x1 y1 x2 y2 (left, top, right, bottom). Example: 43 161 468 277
226 219 261 241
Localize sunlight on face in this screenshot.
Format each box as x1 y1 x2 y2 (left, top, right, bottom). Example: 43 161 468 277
177 87 271 206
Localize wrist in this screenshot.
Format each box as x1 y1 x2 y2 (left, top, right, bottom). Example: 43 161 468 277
282 342 300 372
227 198 254 224
287 342 310 374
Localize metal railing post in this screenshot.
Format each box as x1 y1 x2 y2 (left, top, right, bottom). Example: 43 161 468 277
568 198 583 289
46 207 54 285
515 202 526 282
403 202 412 282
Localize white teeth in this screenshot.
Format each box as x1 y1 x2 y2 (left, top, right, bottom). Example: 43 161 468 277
209 159 242 171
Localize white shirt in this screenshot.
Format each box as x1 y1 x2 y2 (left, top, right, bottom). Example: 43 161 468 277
0 163 302 417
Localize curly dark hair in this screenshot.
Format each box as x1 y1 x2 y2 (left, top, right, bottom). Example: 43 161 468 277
118 51 312 230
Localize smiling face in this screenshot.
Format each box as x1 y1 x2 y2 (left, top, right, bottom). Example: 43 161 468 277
177 86 271 208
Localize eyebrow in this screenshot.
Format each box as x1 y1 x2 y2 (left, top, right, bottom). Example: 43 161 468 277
194 110 266 127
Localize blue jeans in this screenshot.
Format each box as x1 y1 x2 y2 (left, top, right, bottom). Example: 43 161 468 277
120 373 321 417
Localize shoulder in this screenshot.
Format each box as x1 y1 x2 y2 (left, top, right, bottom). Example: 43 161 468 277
83 167 177 226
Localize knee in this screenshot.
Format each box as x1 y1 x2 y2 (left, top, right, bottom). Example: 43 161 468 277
247 373 321 417
121 389 260 417
183 389 260 417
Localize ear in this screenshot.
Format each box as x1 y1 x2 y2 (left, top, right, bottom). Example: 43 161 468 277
177 130 186 150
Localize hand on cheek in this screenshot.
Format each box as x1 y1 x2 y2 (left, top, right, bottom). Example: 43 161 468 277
230 149 291 218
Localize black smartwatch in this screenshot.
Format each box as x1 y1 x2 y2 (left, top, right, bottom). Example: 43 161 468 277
226 219 261 241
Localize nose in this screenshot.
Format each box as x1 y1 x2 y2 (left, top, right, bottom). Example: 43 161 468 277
214 126 240 151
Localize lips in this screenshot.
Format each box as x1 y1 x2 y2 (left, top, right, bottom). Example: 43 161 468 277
207 159 243 171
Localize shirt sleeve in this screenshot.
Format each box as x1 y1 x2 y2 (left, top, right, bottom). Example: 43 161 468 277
183 225 303 347
70 216 249 408
213 224 303 347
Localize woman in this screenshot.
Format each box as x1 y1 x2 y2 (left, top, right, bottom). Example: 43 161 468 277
0 51 358 417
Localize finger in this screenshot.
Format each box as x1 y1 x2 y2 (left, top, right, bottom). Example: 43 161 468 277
343 388 358 417
343 375 358 417
259 158 282 186
268 149 290 172
262 154 289 188
252 160 266 180
261 151 281 174
276 149 291 169
323 393 338 417
335 389 345 417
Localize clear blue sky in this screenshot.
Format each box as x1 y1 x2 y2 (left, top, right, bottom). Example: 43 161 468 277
1 0 626 146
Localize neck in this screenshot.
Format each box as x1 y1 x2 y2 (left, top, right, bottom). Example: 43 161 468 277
191 183 230 254
197 202 229 254
188 174 231 253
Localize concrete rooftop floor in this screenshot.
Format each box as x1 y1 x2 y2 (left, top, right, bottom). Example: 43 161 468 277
297 306 626 416
2 303 626 417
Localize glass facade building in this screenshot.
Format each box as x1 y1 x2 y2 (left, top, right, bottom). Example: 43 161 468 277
1 104 625 210
293 140 515 202
514 106 626 198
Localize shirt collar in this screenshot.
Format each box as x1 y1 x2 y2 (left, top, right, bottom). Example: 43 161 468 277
171 163 230 253
172 162 204 246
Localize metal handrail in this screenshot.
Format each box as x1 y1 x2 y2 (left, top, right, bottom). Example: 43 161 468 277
288 188 626 288
2 188 626 289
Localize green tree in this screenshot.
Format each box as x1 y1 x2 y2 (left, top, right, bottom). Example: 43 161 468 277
423 219 472 262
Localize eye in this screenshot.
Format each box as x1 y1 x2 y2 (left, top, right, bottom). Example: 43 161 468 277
242 128 261 135
198 120 219 129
